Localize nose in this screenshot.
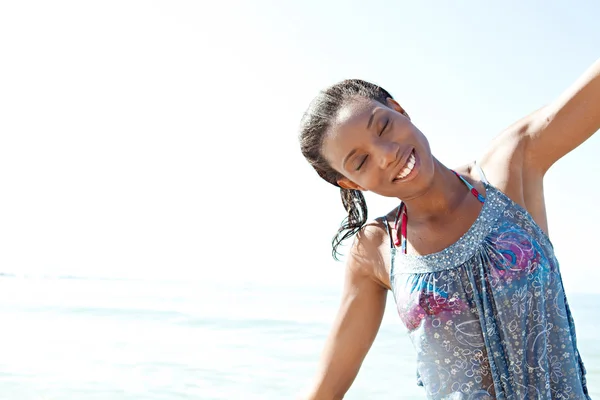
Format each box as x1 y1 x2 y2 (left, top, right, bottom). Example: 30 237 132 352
376 141 399 169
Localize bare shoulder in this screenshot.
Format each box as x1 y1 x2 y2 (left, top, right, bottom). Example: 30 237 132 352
462 108 551 233
348 218 394 290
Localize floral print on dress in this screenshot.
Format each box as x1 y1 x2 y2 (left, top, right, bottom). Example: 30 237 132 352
389 184 589 399
398 279 469 332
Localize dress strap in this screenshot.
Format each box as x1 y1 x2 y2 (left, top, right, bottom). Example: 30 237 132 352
473 161 489 184
392 203 407 253
452 170 486 203
381 217 396 250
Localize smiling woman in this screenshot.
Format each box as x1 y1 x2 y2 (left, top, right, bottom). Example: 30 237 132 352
297 59 600 399
299 80 395 260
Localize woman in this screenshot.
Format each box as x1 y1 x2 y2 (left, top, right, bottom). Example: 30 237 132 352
298 59 600 399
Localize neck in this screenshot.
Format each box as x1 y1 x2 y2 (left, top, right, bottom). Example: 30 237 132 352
401 158 469 223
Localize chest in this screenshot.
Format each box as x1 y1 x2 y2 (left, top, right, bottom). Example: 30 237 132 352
401 193 485 257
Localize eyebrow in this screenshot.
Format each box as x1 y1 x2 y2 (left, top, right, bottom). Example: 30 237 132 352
342 107 380 168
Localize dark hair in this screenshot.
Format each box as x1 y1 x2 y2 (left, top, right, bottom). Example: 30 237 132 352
298 79 394 260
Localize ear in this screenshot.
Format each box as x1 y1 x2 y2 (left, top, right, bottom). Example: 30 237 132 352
337 177 367 191
386 98 410 120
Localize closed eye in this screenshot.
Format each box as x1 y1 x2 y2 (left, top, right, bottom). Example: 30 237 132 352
379 119 389 136
355 118 388 171
356 155 368 171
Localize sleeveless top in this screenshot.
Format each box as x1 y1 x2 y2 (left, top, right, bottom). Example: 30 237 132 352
381 165 590 400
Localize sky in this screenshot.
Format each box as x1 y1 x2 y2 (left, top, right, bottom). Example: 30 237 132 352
1 0 600 292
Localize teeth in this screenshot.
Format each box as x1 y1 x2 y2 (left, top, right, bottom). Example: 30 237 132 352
395 152 416 180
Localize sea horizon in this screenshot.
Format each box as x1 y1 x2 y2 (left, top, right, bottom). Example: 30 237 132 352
0 273 598 399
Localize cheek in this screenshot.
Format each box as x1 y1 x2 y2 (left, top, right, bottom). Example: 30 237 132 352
408 127 430 152
416 136 432 157
353 173 381 191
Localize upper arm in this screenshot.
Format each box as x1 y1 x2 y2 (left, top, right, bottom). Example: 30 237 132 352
305 224 389 400
525 58 600 173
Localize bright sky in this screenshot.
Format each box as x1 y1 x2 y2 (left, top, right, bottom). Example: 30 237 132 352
1 1 599 292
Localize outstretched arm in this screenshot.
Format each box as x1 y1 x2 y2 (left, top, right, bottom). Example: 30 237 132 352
525 58 600 173
302 225 389 400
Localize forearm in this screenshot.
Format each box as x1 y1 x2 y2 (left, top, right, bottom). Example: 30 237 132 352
547 57 600 131
526 58 600 171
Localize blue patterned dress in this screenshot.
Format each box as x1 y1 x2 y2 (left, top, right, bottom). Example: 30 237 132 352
383 168 590 399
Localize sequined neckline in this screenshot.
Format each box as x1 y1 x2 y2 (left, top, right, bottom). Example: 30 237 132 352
401 182 489 258
391 183 509 274
393 170 485 254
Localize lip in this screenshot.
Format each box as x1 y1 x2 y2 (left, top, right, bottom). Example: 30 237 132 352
391 147 415 181
392 148 419 183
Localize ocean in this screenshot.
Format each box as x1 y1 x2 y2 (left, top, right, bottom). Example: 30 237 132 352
0 274 598 399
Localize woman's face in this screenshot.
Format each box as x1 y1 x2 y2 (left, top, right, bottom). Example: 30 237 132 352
322 97 435 199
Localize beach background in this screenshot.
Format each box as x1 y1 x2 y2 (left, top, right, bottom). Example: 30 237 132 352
0 273 599 399
2 1 600 399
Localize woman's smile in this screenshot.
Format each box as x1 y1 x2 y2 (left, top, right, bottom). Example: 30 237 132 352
392 148 420 183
